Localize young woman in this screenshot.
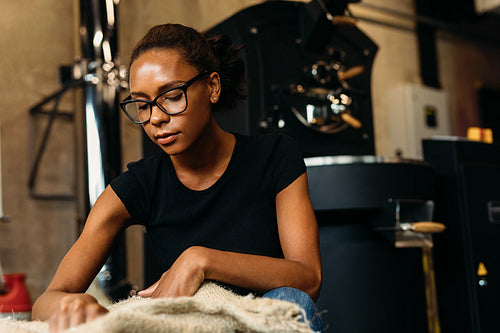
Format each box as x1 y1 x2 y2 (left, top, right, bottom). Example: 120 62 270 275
32 23 323 332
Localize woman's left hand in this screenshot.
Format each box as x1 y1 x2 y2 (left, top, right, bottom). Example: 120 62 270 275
138 246 207 298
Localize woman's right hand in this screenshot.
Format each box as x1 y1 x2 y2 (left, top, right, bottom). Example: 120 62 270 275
30 187 131 326
49 293 108 333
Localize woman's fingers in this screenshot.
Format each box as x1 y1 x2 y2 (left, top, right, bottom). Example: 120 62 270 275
85 302 108 321
68 300 86 328
48 296 108 333
50 302 70 333
138 279 160 297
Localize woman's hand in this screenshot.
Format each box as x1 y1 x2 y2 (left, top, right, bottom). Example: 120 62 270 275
48 293 108 333
138 246 207 298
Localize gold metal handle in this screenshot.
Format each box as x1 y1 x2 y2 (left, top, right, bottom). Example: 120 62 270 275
340 113 362 129
412 222 446 234
338 65 365 81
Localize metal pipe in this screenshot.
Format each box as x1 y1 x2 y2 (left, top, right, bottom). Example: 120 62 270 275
78 0 130 301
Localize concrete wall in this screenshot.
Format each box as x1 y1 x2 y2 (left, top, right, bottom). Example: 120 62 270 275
1 0 500 302
0 0 77 301
437 31 500 136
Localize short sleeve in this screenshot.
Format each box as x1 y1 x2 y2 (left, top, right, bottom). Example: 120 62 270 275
110 160 152 222
270 134 306 195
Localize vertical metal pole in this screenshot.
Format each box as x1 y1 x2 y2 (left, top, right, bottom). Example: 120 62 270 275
78 0 130 300
422 246 441 333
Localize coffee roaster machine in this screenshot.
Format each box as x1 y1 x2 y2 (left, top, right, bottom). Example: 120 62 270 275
210 0 376 157
202 1 445 332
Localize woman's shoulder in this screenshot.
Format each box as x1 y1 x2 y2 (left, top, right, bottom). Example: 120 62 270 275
116 152 172 189
110 152 169 210
234 132 293 147
235 132 300 156
125 152 168 172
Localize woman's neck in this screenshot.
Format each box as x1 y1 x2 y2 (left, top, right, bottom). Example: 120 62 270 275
169 121 236 190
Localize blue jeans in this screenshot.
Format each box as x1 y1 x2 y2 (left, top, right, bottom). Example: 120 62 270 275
263 287 323 332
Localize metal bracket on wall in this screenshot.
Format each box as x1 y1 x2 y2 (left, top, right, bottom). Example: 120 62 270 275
27 59 127 201
28 78 82 201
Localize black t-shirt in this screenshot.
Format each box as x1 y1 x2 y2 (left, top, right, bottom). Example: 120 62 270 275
110 133 306 274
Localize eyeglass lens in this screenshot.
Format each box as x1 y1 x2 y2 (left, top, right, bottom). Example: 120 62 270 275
123 88 187 123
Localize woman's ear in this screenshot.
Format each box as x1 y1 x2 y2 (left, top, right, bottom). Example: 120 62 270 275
207 72 221 103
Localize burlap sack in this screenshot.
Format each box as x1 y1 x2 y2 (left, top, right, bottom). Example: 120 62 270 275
0 282 314 333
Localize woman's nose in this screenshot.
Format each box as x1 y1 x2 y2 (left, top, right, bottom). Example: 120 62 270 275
149 104 170 125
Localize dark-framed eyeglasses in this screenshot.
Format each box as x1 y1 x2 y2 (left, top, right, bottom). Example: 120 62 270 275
120 70 209 124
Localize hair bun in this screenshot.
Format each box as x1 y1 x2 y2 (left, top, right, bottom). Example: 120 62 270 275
204 33 246 110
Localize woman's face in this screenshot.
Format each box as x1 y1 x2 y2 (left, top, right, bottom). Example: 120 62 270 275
128 48 219 156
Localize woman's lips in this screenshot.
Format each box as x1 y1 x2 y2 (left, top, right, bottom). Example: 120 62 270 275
156 132 179 145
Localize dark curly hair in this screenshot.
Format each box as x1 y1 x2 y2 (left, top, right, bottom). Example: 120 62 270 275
130 24 246 111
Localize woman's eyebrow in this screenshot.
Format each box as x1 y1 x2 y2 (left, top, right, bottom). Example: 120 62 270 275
130 80 184 98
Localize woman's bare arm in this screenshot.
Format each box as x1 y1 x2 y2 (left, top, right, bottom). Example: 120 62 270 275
139 172 322 300
32 185 132 324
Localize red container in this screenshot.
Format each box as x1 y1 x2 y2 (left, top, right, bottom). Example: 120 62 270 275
0 273 32 320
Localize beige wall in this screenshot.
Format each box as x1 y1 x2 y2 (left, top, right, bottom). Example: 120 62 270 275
437 31 500 136
351 1 422 155
0 0 77 300
1 0 500 301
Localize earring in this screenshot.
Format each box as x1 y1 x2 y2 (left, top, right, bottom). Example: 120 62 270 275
212 97 217 101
